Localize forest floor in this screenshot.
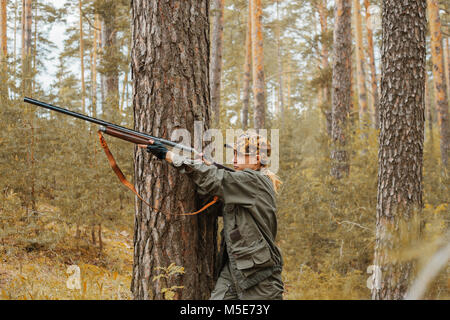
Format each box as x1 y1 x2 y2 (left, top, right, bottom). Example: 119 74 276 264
0 203 134 300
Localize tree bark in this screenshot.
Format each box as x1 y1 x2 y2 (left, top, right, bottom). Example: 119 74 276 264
250 0 266 130
372 0 426 300
242 5 252 130
131 0 217 300
210 0 224 127
364 0 380 129
353 0 369 126
427 0 449 168
331 0 352 179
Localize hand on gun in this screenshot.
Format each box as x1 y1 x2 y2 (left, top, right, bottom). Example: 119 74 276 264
138 140 211 165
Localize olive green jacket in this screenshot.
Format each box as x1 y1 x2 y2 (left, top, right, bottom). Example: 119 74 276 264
172 156 283 292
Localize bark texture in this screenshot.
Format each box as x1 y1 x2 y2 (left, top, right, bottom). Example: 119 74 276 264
372 0 427 300
210 0 224 127
250 0 266 129
131 0 217 300
427 0 449 168
331 0 352 179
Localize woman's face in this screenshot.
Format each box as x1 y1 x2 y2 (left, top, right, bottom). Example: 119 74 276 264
233 150 261 171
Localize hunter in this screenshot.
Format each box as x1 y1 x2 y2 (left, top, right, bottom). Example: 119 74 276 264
142 132 284 300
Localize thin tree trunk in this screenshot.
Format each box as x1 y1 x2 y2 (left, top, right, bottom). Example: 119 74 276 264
131 0 217 300
13 0 18 98
427 0 450 168
98 223 102 252
91 225 96 245
445 37 450 102
286 60 291 108
91 14 99 118
318 0 332 136
426 74 434 145
22 0 32 95
353 0 368 126
330 0 352 179
31 0 37 94
99 20 104 114
250 0 266 130
372 0 426 300
0 0 6 57
79 0 86 113
276 0 284 122
101 3 119 116
364 0 380 129
0 0 7 100
242 5 251 130
210 0 224 127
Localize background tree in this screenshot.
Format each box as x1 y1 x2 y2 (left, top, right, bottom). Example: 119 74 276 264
372 0 427 300
427 0 449 168
210 0 225 127
330 0 352 179
251 0 266 129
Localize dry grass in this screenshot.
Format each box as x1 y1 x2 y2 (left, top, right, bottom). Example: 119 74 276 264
0 203 134 300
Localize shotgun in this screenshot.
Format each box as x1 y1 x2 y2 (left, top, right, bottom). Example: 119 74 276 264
23 97 234 172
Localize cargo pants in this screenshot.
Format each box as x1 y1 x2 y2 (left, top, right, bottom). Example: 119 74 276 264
210 262 284 300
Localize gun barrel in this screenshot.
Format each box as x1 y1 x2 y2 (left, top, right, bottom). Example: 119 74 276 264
24 97 194 153
24 97 234 172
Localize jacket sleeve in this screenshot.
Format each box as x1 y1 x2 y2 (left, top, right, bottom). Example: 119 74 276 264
171 155 257 208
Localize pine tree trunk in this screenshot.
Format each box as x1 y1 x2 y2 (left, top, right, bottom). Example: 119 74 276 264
444 37 450 102
318 0 332 136
330 0 352 179
250 0 266 130
372 0 426 300
242 5 252 130
276 0 284 121
364 0 380 129
22 0 32 95
425 74 433 144
79 0 86 113
91 14 99 117
427 0 449 168
131 0 217 300
353 0 369 126
0 0 7 100
0 0 6 57
210 0 224 127
100 2 119 115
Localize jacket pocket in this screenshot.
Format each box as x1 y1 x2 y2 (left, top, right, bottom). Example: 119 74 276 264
232 238 274 275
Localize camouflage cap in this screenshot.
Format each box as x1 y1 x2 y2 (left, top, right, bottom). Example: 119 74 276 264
226 131 271 165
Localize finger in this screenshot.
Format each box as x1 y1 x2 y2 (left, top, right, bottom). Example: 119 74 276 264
148 139 155 144
138 144 148 149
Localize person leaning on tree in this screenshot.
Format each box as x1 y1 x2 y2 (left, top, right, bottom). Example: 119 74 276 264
140 132 284 300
